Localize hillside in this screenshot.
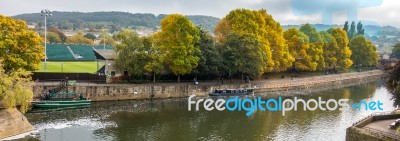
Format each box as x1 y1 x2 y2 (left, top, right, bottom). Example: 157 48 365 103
13 11 220 33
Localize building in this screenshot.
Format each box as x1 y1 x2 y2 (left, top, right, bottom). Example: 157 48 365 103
93 49 121 78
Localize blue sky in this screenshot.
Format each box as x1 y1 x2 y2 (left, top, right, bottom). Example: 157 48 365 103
0 0 399 26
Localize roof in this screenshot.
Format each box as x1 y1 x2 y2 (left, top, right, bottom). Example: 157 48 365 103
93 49 115 60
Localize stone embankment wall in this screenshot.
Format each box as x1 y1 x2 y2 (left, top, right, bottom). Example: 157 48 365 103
32 70 385 101
0 108 34 139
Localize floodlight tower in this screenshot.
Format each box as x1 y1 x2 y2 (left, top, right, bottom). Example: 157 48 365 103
41 9 52 72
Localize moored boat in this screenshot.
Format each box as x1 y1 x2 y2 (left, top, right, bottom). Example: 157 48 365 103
32 92 91 109
209 88 254 96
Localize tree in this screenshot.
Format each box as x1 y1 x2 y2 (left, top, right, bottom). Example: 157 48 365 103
0 61 33 113
392 42 400 59
349 21 356 39
143 36 165 83
99 32 116 46
46 32 62 43
343 21 349 33
0 15 44 72
356 21 364 35
349 35 378 67
49 27 67 42
224 32 267 81
114 29 150 78
215 9 292 73
284 28 317 71
300 23 325 70
84 33 97 41
154 14 200 82
328 28 353 70
66 32 95 45
193 27 222 78
320 31 339 69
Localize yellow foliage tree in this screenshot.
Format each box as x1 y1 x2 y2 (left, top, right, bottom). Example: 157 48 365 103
0 61 33 113
0 15 44 72
328 28 353 70
66 32 95 45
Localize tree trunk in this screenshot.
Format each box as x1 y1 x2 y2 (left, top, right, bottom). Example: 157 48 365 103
177 75 180 82
241 73 244 83
153 73 156 83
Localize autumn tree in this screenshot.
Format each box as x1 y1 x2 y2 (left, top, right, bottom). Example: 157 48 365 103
46 32 62 43
300 23 325 70
215 9 292 73
284 28 316 71
349 35 379 67
154 14 200 82
114 29 150 78
0 15 44 72
49 27 67 42
99 32 115 46
0 61 33 113
328 28 353 70
66 32 95 45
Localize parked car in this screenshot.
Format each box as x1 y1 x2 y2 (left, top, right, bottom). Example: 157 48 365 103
390 119 400 129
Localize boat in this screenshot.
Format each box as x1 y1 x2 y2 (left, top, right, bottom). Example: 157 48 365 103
209 88 255 96
32 92 91 109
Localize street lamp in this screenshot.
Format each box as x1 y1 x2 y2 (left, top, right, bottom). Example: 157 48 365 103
41 9 52 72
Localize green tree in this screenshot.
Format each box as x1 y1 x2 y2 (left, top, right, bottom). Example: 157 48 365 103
224 32 267 81
154 14 200 82
143 36 165 83
328 28 353 70
356 21 364 35
392 42 400 59
66 32 95 45
349 35 379 67
0 15 44 72
320 31 339 69
343 21 349 33
284 28 316 71
193 27 222 77
0 61 33 113
300 23 325 70
114 29 150 78
349 21 356 39
84 33 97 41
46 32 62 43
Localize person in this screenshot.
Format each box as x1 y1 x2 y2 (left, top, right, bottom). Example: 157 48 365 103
193 77 197 85
281 74 285 79
291 74 294 80
220 77 224 85
246 75 250 83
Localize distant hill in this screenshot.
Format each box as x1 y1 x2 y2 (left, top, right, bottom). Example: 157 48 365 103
13 11 221 33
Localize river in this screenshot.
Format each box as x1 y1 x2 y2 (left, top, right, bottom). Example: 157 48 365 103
25 81 396 141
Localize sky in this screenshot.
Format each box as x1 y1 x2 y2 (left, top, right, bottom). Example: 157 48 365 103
0 0 399 27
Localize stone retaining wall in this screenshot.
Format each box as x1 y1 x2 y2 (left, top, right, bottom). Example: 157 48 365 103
32 70 385 101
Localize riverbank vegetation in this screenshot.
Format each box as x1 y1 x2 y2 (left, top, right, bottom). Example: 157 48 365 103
0 15 43 112
114 8 379 82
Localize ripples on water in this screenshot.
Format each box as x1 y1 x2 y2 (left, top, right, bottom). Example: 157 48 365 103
24 81 395 141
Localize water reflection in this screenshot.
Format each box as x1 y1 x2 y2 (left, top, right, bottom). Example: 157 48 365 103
25 81 395 141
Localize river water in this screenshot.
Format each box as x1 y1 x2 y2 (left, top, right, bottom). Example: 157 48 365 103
25 81 396 141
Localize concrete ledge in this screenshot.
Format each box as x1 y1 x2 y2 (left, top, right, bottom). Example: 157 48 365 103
0 108 34 139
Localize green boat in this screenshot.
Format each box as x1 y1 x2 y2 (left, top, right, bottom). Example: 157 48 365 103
32 81 91 109
31 99 91 108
